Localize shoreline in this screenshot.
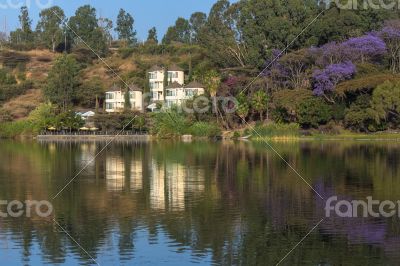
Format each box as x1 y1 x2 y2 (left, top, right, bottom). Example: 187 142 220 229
35 134 152 141
31 133 400 142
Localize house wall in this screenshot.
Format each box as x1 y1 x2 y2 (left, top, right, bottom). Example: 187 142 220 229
149 70 185 102
164 87 205 108
105 91 143 113
149 70 165 101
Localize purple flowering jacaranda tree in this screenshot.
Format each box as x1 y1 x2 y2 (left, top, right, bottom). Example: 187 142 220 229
312 61 356 102
374 26 400 73
341 35 387 63
312 34 386 67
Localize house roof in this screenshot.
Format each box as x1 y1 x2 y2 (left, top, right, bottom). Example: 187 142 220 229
149 65 164 72
166 81 183 89
168 64 184 72
129 83 143 92
107 84 121 92
184 81 205 89
107 84 143 92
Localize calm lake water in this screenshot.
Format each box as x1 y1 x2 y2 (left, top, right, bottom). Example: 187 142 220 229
0 140 399 265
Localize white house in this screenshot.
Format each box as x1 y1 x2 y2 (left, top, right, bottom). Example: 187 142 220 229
148 65 205 109
184 81 206 98
165 81 205 108
148 64 185 102
105 84 143 113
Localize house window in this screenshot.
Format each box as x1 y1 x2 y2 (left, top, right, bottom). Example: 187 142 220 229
149 72 157 79
106 103 114 109
106 93 115 99
168 72 178 79
185 89 198 97
166 89 176 96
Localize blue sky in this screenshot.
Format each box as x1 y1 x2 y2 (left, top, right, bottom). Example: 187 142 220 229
0 0 219 41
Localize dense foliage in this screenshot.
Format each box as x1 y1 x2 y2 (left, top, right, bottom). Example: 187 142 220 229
2 1 400 136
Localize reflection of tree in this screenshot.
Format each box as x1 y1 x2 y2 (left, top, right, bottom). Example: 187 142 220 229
0 140 400 264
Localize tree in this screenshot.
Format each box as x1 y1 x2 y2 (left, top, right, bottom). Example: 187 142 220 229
251 90 269 121
36 6 66 52
270 49 311 89
203 70 221 116
28 103 57 130
313 35 387 67
372 81 400 127
0 32 7 48
124 89 132 111
341 35 387 63
115 9 137 45
44 55 79 111
297 97 333 128
344 94 379 132
56 110 84 132
189 12 207 43
236 93 249 122
203 70 221 98
198 0 245 67
69 5 108 55
312 61 356 103
147 27 158 43
76 77 104 108
376 25 400 73
98 17 114 46
19 6 33 43
10 6 33 47
162 17 191 44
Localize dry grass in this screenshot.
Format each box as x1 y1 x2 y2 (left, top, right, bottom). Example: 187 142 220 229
24 50 56 81
0 89 42 120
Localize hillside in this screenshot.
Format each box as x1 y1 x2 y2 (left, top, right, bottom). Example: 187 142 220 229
0 45 201 121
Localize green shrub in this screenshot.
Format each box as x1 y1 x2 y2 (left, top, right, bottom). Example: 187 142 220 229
297 97 333 128
189 122 221 137
233 131 240 139
0 120 35 138
253 123 299 137
0 81 33 103
344 94 381 132
151 111 190 138
119 47 135 59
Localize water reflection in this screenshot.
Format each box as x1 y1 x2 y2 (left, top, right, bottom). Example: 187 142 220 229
0 140 399 265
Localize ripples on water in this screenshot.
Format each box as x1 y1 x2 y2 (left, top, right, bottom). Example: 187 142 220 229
0 140 399 265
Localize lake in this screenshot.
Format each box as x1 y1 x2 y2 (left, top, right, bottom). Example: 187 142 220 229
0 140 399 265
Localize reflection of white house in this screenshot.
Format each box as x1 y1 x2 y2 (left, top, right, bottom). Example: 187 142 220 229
148 160 206 211
105 84 143 113
148 65 205 109
106 157 125 192
130 160 143 191
166 163 185 210
150 161 165 210
105 156 144 192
